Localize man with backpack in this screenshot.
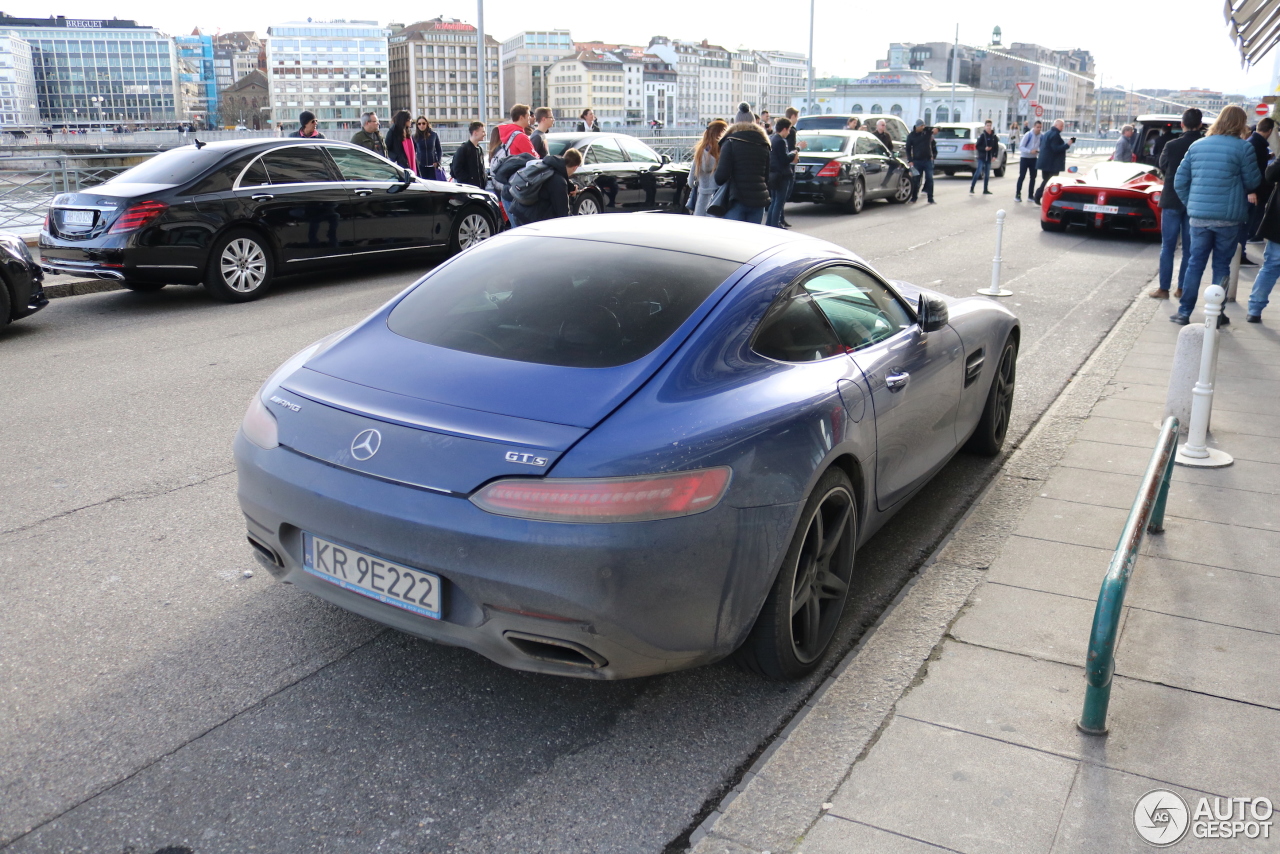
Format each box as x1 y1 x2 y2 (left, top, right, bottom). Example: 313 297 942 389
489 105 538 224
507 149 583 225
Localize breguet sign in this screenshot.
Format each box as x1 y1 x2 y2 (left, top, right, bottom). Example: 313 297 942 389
66 20 105 28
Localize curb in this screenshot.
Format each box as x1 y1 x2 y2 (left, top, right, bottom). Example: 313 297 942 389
688 283 1163 854
43 278 124 299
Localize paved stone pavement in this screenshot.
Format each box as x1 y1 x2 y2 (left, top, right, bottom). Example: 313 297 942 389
690 281 1280 854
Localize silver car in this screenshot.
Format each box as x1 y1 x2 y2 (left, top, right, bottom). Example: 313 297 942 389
933 123 1008 177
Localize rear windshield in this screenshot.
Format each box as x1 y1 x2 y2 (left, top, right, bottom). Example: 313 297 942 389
796 117 853 130
797 133 849 153
546 138 577 156
388 235 740 368
111 147 223 186
935 127 971 140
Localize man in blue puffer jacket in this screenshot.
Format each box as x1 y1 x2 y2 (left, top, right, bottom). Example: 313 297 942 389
1172 105 1262 324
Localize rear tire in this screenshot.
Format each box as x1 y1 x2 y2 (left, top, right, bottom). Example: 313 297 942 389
204 228 274 303
448 206 493 254
573 192 602 216
964 337 1018 456
119 280 166 293
737 467 857 681
846 177 865 214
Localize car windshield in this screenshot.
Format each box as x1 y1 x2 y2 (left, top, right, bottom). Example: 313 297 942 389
111 146 224 185
1089 162 1157 184
935 127 971 140
797 133 849 153
387 235 741 368
796 117 856 130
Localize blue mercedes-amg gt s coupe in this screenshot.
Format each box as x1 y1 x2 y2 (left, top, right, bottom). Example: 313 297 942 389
234 215 1019 680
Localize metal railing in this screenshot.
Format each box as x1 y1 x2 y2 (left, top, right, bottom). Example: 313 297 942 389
0 153 152 231
1078 415 1180 735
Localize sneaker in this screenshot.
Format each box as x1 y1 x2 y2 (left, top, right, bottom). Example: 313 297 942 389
1015 194 1022 202
983 190 994 195
1149 288 1170 299
1241 254 1258 266
1171 313 1190 325
927 199 937 204
1247 314 1262 322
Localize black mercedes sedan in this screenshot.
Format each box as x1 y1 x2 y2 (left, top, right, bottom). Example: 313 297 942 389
39 139 503 302
542 133 689 216
790 130 912 214
0 231 47 327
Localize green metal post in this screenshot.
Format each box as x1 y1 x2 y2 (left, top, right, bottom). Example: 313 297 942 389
1148 417 1179 533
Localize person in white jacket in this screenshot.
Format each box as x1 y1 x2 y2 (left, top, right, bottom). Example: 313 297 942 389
1015 120 1042 202
690 119 728 216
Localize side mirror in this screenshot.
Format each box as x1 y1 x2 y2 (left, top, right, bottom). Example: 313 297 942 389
660 153 671 165
918 294 949 333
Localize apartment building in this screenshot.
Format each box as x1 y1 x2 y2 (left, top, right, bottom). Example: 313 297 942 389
388 18 501 126
500 30 573 112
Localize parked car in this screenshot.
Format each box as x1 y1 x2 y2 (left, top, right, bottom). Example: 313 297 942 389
1134 113 1216 166
39 138 503 302
790 130 912 213
1040 161 1163 236
542 132 689 216
933 123 1008 177
0 232 47 327
234 214 1020 681
793 115 910 158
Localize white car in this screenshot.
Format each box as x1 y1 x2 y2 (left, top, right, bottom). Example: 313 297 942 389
933 123 1008 177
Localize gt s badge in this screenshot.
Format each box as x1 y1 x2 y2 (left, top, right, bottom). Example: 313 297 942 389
505 451 548 467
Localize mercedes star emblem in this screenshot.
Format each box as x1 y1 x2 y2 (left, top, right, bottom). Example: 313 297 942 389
350 428 382 461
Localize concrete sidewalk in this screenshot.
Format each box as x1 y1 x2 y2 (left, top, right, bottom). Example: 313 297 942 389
690 288 1280 854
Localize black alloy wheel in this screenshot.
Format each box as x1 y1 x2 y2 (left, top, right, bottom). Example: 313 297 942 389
119 280 167 293
204 228 274 303
891 172 912 203
846 177 865 214
964 336 1018 456
737 467 857 680
449 206 493 254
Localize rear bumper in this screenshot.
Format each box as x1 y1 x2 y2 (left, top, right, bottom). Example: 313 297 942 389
791 176 847 204
1043 199 1160 233
234 432 796 679
38 232 204 284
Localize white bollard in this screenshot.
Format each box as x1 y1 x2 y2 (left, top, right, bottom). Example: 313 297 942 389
1162 324 1203 435
1176 284 1233 468
977 210 1013 297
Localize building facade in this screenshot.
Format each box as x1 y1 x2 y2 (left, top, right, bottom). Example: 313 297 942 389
730 50 763 118
795 69 1011 127
213 31 263 96
643 56 676 127
692 40 731 125
757 50 808 116
501 30 573 112
388 18 500 127
266 19 389 135
547 51 635 127
979 43 1094 129
0 33 39 129
0 13 178 127
887 42 982 88
175 30 217 126
219 68 268 128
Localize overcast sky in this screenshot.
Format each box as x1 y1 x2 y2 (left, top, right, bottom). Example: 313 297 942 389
33 0 1279 97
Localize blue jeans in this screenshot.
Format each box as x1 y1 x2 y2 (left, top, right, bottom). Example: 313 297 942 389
1016 156 1038 198
1178 225 1238 317
767 175 788 228
723 202 765 224
1249 238 1280 316
970 158 991 191
1158 207 1191 292
911 159 934 202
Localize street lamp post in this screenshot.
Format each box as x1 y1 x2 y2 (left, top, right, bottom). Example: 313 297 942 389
806 0 814 116
477 0 487 123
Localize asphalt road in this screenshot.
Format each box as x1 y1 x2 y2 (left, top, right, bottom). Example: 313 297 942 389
0 160 1160 854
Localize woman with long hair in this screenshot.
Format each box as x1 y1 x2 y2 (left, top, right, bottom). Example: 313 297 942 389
384 110 416 174
712 121 772 223
1170 104 1262 325
690 120 728 217
413 115 443 179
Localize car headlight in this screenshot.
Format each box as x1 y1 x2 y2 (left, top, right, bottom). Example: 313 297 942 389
470 467 732 523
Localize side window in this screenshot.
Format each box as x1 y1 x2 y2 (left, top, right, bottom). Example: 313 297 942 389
189 153 256 195
752 288 842 363
855 136 882 156
238 157 270 188
327 146 403 182
259 147 335 185
621 137 660 164
803 266 913 351
585 137 626 165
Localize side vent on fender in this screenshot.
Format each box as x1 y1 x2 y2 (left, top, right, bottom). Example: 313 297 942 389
964 349 985 388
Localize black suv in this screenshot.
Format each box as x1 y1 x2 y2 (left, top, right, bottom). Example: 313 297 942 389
40 139 503 302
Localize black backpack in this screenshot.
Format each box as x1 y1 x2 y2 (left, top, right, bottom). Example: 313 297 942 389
492 152 535 188
508 160 557 205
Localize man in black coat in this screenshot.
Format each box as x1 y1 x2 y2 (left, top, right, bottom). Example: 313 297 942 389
905 119 936 203
508 149 582 224
970 119 999 195
1034 120 1073 203
1242 116 1275 264
450 121 487 188
1152 109 1204 300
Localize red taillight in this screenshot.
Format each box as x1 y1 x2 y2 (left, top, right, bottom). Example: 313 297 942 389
1047 183 1062 196
962 143 976 151
108 200 168 234
815 160 841 177
471 467 732 523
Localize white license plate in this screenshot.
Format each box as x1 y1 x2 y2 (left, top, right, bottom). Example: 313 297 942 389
939 145 957 152
1083 204 1119 214
62 210 94 226
303 533 441 619
793 164 809 173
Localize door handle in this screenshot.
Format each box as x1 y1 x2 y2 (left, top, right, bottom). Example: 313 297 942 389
354 188 374 196
251 193 274 201
885 371 910 391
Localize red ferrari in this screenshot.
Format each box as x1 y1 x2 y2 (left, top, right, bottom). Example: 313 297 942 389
1040 162 1163 236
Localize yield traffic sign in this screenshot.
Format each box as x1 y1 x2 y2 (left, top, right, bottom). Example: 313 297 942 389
1016 82 1035 99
